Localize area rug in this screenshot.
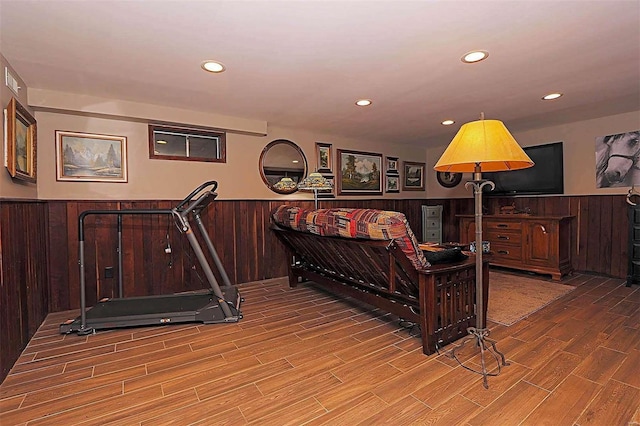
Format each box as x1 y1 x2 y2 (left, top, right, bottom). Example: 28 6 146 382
487 271 576 326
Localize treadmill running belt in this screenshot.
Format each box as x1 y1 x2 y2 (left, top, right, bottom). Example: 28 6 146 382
85 293 215 318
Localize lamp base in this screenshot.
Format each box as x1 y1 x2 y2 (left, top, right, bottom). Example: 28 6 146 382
447 327 509 389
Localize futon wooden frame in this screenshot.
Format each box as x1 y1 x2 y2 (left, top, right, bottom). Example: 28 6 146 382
271 224 488 355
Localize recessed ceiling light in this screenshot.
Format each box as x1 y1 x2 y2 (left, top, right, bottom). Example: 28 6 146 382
441 119 455 126
542 92 563 100
292 160 299 163
355 99 372 107
201 60 226 73
461 50 489 63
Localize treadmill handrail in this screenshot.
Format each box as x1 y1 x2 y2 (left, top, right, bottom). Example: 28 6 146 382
175 180 218 211
179 191 218 218
77 181 218 241
78 209 174 241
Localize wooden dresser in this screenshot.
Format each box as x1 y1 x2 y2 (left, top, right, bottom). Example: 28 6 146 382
458 214 574 280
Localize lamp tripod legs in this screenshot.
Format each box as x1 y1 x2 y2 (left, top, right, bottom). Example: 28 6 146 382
447 327 509 389
447 174 509 389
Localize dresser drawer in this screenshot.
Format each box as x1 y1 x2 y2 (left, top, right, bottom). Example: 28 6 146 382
424 229 441 242
425 206 442 218
425 219 440 229
491 243 522 262
486 229 522 245
485 220 522 231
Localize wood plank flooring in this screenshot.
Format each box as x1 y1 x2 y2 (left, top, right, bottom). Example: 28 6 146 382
1 271 639 425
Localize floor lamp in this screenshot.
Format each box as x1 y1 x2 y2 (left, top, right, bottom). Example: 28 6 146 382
298 172 333 209
434 114 534 388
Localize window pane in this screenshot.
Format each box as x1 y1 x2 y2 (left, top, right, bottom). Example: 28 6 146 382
154 133 187 157
149 125 226 163
188 136 220 158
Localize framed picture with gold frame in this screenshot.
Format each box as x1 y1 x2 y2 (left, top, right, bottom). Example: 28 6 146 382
55 130 128 182
5 97 37 182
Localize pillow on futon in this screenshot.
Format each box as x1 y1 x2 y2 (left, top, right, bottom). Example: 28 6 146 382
422 247 468 264
271 206 429 270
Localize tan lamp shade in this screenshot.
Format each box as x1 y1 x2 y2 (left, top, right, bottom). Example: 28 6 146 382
298 172 333 190
434 119 534 173
273 177 297 192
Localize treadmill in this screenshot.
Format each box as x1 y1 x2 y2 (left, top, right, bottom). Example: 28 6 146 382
60 181 242 335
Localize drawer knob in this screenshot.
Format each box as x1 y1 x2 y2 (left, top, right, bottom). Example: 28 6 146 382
497 235 510 240
496 224 508 228
498 250 509 255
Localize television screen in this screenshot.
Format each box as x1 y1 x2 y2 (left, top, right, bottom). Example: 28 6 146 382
484 142 564 196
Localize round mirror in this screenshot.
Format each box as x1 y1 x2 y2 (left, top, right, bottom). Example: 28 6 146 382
259 139 307 194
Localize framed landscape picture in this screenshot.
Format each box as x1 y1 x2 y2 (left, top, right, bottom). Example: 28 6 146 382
385 174 400 193
56 131 128 182
403 161 425 191
337 149 382 195
316 142 333 173
5 97 37 182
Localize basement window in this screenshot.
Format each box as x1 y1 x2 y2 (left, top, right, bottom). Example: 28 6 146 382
149 125 226 163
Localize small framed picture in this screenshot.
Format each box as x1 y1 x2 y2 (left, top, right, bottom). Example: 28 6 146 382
403 161 425 191
386 174 400 193
386 156 399 175
316 142 333 173
436 171 463 188
56 131 128 182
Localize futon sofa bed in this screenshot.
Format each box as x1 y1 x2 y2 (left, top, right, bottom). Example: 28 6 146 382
271 206 488 355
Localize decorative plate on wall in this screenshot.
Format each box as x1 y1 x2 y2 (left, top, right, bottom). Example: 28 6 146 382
436 171 463 188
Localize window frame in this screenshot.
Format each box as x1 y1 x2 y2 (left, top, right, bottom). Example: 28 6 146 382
148 124 226 163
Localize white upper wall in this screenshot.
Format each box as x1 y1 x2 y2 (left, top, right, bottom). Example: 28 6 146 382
3 54 639 201
33 108 428 201
0 54 37 199
1 57 426 201
426 110 640 198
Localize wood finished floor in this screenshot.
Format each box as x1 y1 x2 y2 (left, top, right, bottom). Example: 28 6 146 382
1 271 639 425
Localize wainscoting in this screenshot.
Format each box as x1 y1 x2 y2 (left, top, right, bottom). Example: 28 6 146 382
0 201 49 382
0 194 629 382
44 198 431 313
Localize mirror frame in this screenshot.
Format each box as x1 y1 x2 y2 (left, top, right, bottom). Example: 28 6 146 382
259 139 308 194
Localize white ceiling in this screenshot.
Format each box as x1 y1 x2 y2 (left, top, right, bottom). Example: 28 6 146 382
1 0 639 147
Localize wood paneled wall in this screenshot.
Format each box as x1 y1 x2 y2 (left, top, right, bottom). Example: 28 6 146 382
45 199 430 312
0 201 48 382
45 194 629 313
0 193 629 383
482 195 629 279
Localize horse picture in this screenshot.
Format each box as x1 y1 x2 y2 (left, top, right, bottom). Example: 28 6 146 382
595 130 640 188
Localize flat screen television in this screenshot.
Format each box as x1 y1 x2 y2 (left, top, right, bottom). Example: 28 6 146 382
483 141 564 196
